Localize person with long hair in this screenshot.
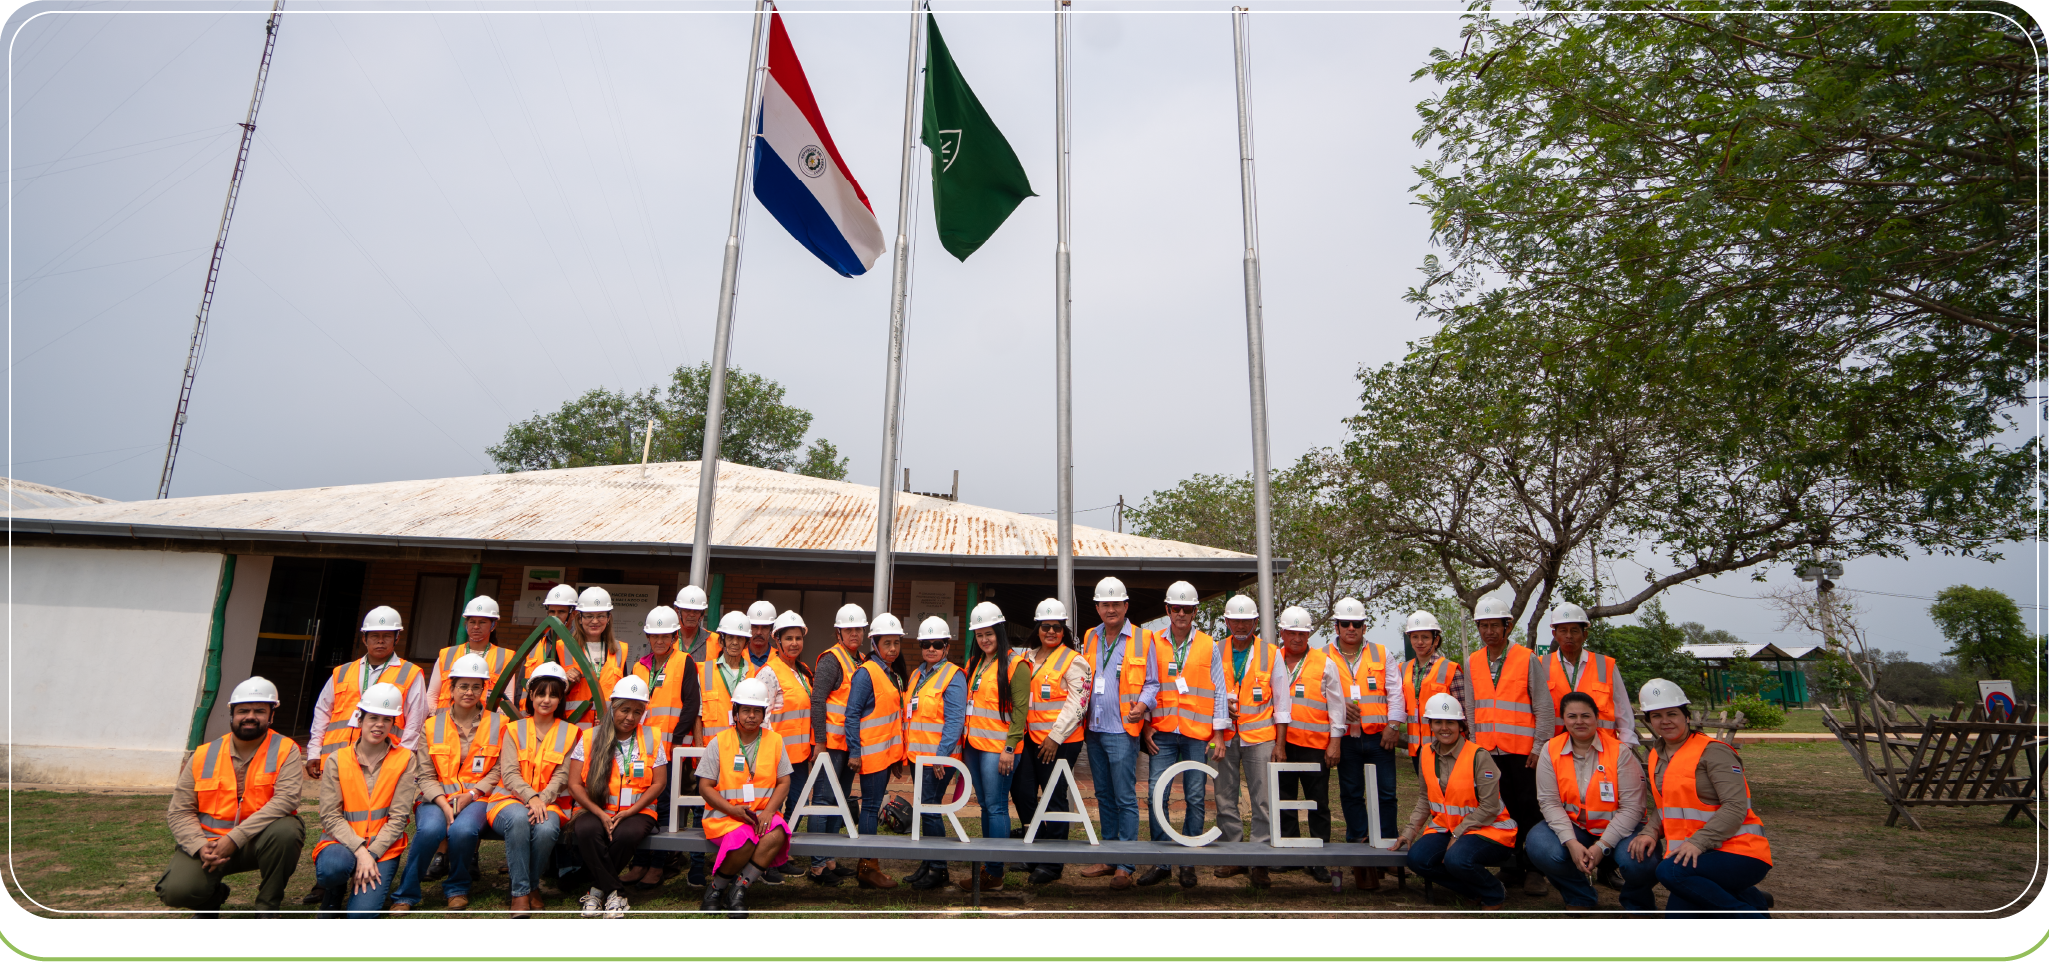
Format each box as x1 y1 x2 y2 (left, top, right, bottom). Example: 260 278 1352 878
1014 598 1088 886
962 601 1028 892
842 613 910 889
1631 678 1774 918
619 606 699 893
563 587 631 727
485 663 580 918
565 677 669 918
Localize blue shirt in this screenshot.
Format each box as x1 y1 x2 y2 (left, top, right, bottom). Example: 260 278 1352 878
1085 622 1161 734
842 663 900 765
909 661 970 757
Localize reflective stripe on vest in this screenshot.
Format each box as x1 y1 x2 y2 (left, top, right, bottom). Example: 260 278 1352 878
320 660 422 758
426 710 505 798
1403 657 1457 757
1546 732 1621 834
1546 651 1620 739
313 744 413 862
1082 625 1160 738
966 653 1023 753
703 726 785 839
1150 632 1220 741
905 662 960 758
1221 638 1277 745
1025 648 1084 746
1282 648 1334 749
856 661 905 774
436 644 515 710
821 644 857 751
1328 642 1391 734
579 725 665 818
1421 740 1517 847
635 649 693 737
1467 645 1538 755
192 731 295 838
485 717 581 824
763 656 814 761
1648 733 1773 866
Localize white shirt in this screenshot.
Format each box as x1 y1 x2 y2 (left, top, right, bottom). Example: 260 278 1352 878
1327 642 1406 737
1273 647 1346 739
306 657 431 757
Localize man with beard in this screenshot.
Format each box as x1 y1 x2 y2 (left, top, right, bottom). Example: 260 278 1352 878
157 677 305 916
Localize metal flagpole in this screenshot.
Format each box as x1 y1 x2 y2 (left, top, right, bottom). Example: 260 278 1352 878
690 0 770 594
871 0 927 616
1230 7 1277 646
1053 0 1076 626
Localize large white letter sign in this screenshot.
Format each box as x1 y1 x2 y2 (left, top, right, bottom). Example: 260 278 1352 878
1152 759 1221 847
911 755 974 842
789 753 858 839
668 746 707 833
1024 756 1099 845
1363 762 1400 849
1267 760 1325 848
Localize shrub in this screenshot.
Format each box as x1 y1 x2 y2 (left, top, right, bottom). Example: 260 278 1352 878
1728 693 1787 731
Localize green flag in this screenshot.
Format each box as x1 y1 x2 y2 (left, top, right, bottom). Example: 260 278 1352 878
920 14 1035 261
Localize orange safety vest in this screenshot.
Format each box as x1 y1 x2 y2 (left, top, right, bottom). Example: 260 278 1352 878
524 627 573 706
566 643 630 726
319 659 424 760
1421 739 1517 847
1327 642 1392 736
1648 733 1772 865
423 710 507 800
966 653 1025 753
762 654 814 763
819 644 858 752
1402 656 1459 757
190 730 296 842
1081 624 1164 738
1218 637 1278 745
1151 630 1221 740
1282 647 1335 750
855 660 906 775
1545 732 1622 835
434 644 518 710
1467 645 1539 756
1024 647 1085 746
905 662 961 759
634 648 693 739
579 725 668 818
702 727 786 839
700 655 754 733
1545 649 1621 744
313 744 414 862
485 717 581 824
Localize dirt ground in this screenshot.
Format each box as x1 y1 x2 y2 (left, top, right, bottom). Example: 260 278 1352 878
5 740 2039 918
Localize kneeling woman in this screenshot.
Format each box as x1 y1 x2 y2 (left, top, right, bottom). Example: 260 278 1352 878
1394 693 1518 910
311 683 419 918
486 662 581 918
698 678 793 917
567 677 669 918
1631 678 1774 918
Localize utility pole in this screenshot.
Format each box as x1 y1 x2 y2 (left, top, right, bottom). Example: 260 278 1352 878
1231 7 1278 647
156 1 283 500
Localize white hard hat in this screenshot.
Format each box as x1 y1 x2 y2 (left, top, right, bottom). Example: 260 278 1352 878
1404 610 1442 634
732 677 772 709
747 600 778 626
1033 598 1069 623
577 586 613 613
1277 606 1314 633
717 611 751 637
1164 581 1200 607
610 675 652 704
544 584 580 608
358 682 406 718
674 584 710 611
834 603 870 628
1548 602 1590 626
462 596 501 620
773 610 807 634
1423 692 1465 721
870 613 905 637
918 615 951 641
1473 596 1513 622
1333 597 1368 622
449 653 492 680
1093 576 1130 602
1223 595 1259 620
360 605 403 633
227 676 280 707
1639 678 1690 712
644 606 682 635
968 600 1005 631
529 662 569 685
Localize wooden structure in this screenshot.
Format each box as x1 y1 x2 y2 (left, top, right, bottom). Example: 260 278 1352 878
1820 698 2043 831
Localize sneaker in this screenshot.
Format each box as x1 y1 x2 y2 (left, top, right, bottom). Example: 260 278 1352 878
686 867 707 887
603 891 629 919
761 867 785 884
578 888 605 918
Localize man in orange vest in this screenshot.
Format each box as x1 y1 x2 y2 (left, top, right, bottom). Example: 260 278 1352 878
158 677 304 916
304 606 430 780
1466 595 1554 897
1078 576 1163 890
1210 594 1281 889
1541 602 1636 749
744 600 779 670
1327 596 1402 892
1394 693 1516 910
1397 610 1465 767
1139 581 1223 890
674 584 713 659
1274 606 1345 884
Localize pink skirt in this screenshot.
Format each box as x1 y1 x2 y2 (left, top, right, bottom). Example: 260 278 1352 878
711 813 792 870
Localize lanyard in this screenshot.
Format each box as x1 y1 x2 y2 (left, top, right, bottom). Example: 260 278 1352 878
1168 632 1193 670
1558 652 1580 688
614 734 642 778
718 661 744 696
650 651 671 690
360 658 392 693
737 735 761 776
1096 627 1121 677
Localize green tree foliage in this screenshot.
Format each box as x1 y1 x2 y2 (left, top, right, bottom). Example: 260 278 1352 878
488 364 848 480
1929 584 2033 680
1595 600 1703 701
1681 622 1741 647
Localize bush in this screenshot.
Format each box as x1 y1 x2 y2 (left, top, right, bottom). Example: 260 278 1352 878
1728 693 1787 730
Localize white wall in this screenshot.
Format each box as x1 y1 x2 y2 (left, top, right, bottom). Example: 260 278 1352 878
201 555 272 743
8 547 225 786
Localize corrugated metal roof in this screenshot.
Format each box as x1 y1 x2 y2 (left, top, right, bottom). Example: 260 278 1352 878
3 478 114 513
10 461 1250 561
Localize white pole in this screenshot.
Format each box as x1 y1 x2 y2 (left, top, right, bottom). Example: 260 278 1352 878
1231 7 1276 646
690 0 770 593
1053 0 1076 625
872 0 926 616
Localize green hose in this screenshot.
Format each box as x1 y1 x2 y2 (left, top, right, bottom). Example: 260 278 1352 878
185 555 238 750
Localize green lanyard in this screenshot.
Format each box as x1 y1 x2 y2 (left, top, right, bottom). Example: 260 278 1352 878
615 734 644 779
650 652 670 690
1168 633 1193 675
718 661 744 696
360 658 392 693
737 735 761 776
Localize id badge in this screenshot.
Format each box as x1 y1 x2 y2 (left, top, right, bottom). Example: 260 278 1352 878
1252 686 1264 703
1168 661 1182 676
742 784 757 803
629 757 646 779
1294 683 1306 699
1349 685 1363 701
1175 676 1190 695
909 696 920 713
733 754 747 771
1599 781 1616 802
1093 674 1106 696
471 755 487 776
1040 683 1053 701
1366 676 1378 692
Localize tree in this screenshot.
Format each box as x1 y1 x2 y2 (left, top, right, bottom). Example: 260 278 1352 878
1680 622 1740 648
1595 599 1702 700
488 364 847 480
1929 585 2033 681
1763 581 1885 704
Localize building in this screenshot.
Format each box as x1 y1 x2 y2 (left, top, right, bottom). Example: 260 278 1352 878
9 461 1263 786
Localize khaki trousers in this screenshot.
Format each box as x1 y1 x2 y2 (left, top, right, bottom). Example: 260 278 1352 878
1213 737 1273 846
155 814 304 912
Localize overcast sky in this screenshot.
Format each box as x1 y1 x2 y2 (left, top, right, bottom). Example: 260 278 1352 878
6 0 2036 661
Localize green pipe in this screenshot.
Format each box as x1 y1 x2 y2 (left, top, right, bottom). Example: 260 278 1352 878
707 573 725 618
186 555 238 750
462 562 480 605
487 615 603 718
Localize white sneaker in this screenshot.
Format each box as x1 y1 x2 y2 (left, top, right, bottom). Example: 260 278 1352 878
603 891 629 919
579 888 605 918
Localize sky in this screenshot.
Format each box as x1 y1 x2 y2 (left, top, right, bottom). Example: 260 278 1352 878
6 0 2037 662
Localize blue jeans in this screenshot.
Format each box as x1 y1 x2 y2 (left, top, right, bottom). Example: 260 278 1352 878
489 805 563 899
1145 731 1207 867
1525 821 1659 910
392 800 487 905
811 749 853 837
856 768 893 838
1660 849 1772 918
964 747 1013 877
314 847 400 918
1337 734 1399 841
1085 728 1140 872
1407 831 1512 905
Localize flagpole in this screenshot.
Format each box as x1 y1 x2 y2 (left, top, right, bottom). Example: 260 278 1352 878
690 0 770 595
1231 6 1277 646
1053 0 1076 627
871 0 926 616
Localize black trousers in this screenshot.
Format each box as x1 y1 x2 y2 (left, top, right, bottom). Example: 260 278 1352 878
570 812 659 894
1490 753 1541 865
1277 743 1333 848
1014 735 1084 870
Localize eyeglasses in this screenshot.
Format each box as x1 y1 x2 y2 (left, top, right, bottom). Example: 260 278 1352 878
1335 621 1365 629
1037 624 1065 633
1165 606 1197 615
921 641 947 650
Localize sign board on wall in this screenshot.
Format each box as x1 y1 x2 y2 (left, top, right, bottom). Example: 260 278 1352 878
910 580 957 642
1980 680 2017 719
513 566 567 623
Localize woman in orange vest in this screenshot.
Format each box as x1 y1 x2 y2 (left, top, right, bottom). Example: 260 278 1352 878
562 587 631 726
620 605 699 893
754 610 814 882
486 662 580 918
1630 678 1775 918
1017 598 1087 886
431 595 519 712
311 682 420 918
390 653 506 912
566 676 670 918
1394 693 1517 910
1529 690 1657 911
696 677 792 918
903 615 968 891
1397 610 1465 767
524 585 581 699
962 601 1026 892
843 613 910 889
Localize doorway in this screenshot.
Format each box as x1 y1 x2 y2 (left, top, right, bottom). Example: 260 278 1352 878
250 557 366 744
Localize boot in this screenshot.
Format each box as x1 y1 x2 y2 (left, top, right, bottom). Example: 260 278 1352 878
726 881 750 919
979 869 1005 892
911 864 950 891
700 878 729 912
1354 867 1383 891
1522 870 1549 897
1249 867 1271 888
855 858 897 889
1178 867 1198 889
1135 866 1170 887
904 861 935 889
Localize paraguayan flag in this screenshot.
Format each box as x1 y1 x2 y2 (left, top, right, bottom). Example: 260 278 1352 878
752 12 886 277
